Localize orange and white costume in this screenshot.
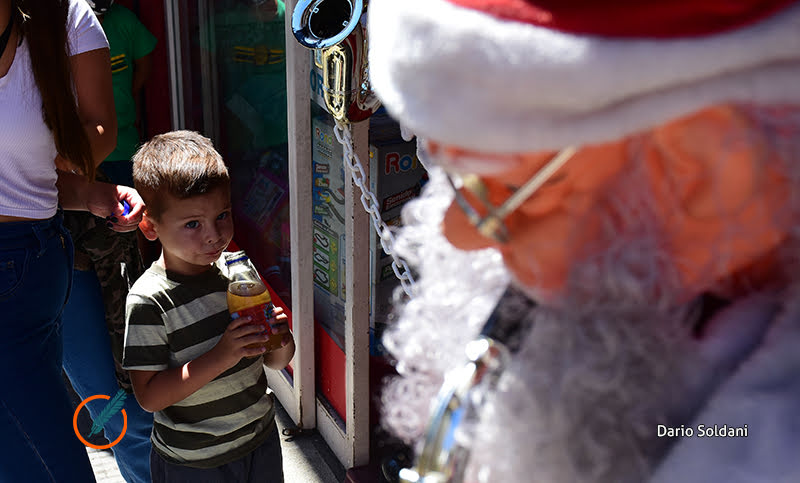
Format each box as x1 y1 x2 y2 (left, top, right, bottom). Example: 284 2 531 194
368 1 800 481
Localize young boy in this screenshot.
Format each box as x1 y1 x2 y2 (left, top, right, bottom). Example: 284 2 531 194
122 130 295 482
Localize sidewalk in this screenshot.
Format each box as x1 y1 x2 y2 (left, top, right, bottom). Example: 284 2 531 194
87 398 346 483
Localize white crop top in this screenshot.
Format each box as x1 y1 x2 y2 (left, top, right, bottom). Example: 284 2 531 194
0 0 107 219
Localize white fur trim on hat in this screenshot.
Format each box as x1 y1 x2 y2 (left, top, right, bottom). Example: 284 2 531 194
368 0 800 153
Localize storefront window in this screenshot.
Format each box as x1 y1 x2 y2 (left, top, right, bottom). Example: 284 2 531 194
175 0 292 305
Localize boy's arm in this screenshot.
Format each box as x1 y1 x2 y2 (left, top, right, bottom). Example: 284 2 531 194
130 317 270 412
263 334 295 371
130 347 230 413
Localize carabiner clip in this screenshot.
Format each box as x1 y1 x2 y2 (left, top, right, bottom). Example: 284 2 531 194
401 286 536 483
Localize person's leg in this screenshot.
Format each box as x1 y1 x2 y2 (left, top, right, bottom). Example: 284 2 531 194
62 269 153 483
149 447 166 483
149 447 226 483
246 424 284 483
0 215 96 482
148 426 283 483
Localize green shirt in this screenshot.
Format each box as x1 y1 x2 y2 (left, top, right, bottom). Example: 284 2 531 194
213 0 288 150
101 5 157 162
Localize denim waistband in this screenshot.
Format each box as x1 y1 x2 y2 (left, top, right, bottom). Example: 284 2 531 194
0 210 65 249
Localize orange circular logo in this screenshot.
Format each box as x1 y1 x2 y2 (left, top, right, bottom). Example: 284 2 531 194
72 394 128 450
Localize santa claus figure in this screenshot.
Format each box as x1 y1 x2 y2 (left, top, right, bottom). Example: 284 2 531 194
367 1 800 481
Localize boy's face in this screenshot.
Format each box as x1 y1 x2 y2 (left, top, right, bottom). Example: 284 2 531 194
143 186 234 276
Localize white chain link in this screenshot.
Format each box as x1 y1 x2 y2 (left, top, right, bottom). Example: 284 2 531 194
333 120 417 298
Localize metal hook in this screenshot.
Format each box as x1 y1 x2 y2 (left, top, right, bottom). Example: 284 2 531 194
291 0 363 50
292 0 380 123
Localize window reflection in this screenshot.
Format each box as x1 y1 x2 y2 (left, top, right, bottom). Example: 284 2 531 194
213 0 292 306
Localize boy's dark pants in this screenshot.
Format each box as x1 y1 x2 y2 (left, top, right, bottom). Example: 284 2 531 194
150 425 284 483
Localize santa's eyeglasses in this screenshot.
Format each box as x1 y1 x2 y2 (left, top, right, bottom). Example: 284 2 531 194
445 147 577 243
396 147 576 482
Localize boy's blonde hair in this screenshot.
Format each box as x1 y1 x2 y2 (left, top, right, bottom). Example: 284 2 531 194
133 131 230 220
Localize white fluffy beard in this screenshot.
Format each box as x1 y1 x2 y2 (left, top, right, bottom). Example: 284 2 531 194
380 166 511 444
382 166 694 482
462 247 693 483
381 106 800 483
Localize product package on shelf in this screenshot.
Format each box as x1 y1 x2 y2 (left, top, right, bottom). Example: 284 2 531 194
368 111 428 356
311 112 347 351
309 103 428 356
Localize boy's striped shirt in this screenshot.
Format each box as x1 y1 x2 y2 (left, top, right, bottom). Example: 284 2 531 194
123 255 274 468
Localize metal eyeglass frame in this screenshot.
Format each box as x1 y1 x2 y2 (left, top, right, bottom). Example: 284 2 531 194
445 146 577 243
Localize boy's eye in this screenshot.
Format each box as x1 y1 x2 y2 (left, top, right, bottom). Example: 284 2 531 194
217 211 230 221
185 220 199 229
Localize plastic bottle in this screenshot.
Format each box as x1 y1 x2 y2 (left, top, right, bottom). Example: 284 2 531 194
225 252 282 353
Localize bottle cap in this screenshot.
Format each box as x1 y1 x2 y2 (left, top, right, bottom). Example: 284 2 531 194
225 255 249 265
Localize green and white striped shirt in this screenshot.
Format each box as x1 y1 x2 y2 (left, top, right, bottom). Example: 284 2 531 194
123 254 274 468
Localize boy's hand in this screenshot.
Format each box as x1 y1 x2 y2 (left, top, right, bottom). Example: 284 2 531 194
213 316 271 368
262 306 295 370
266 306 292 348
231 304 291 351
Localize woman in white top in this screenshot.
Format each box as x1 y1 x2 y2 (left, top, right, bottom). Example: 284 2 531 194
0 0 144 481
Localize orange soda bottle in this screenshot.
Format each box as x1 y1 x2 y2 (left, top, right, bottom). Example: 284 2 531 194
225 252 283 353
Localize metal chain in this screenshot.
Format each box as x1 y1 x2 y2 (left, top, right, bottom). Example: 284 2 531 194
333 119 417 298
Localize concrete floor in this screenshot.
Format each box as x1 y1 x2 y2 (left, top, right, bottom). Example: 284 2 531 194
86 397 346 482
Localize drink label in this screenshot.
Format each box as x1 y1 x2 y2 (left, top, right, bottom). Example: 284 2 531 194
230 303 277 331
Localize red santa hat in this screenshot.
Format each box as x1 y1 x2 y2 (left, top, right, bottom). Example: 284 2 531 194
367 0 800 153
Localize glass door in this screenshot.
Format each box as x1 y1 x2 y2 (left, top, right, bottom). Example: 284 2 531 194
164 0 373 468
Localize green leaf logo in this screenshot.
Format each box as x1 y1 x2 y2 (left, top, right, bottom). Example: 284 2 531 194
88 388 128 438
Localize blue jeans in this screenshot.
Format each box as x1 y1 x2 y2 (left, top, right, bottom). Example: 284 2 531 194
62 269 153 483
0 212 97 483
